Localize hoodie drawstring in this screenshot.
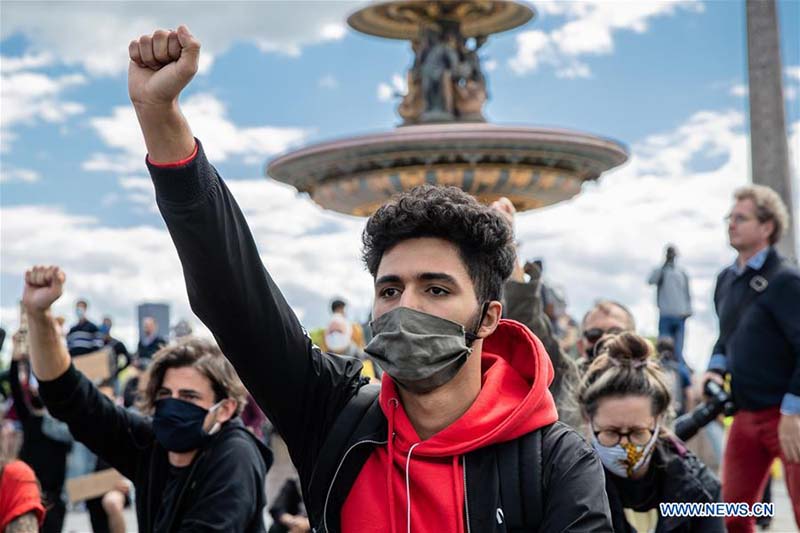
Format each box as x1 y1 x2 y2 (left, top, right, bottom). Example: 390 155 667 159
405 442 421 533
452 456 465 533
387 398 399 533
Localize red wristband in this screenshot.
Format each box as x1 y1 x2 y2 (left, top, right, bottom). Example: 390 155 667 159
147 142 199 168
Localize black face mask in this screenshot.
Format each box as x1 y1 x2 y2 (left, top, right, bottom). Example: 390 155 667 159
152 398 223 452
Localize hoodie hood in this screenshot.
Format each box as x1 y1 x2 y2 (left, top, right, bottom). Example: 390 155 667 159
379 318 559 455
342 319 559 533
209 417 274 470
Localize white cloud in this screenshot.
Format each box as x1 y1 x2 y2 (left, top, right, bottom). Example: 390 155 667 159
0 178 371 350
0 167 41 184
1 2 357 77
377 73 407 102
319 74 339 89
511 108 800 372
320 23 347 41
0 51 54 72
5 108 799 373
786 65 800 82
509 0 703 78
484 59 498 72
118 176 158 214
0 68 86 151
83 93 310 173
556 63 592 80
729 84 748 97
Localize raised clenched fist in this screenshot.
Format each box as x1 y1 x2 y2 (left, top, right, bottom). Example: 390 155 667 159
22 266 66 314
128 25 200 107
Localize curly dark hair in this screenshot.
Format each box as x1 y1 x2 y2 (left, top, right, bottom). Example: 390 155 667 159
362 185 516 302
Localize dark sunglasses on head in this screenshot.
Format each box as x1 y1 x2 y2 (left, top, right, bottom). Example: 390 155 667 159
583 327 624 344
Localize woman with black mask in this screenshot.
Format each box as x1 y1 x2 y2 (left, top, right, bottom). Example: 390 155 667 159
22 265 273 532
578 332 723 533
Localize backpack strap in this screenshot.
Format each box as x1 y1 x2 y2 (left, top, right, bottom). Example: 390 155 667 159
496 426 545 531
305 383 382 530
319 383 381 457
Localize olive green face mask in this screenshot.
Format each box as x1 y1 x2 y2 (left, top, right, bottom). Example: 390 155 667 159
365 304 487 394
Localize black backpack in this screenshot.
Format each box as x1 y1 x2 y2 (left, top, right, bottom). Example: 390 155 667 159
315 384 544 531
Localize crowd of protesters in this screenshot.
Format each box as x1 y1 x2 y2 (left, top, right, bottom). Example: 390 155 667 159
0 293 275 532
1 24 798 533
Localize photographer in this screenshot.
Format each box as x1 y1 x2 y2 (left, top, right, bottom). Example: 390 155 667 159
579 332 722 533
703 186 800 532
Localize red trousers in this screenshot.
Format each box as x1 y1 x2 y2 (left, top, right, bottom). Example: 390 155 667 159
722 407 800 532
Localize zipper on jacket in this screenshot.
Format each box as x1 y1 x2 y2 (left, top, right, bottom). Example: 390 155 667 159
322 438 387 533
463 456 472 533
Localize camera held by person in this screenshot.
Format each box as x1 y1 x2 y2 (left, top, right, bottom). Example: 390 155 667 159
675 380 735 442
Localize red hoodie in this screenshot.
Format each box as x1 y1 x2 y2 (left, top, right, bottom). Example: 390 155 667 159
340 319 559 533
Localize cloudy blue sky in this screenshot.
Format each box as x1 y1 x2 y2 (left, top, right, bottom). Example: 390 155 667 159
1 0 799 369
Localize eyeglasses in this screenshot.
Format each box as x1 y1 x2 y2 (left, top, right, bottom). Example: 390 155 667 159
582 326 624 344
724 214 758 225
593 426 656 447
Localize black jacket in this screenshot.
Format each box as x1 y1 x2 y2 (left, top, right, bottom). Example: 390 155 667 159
605 437 722 533
711 248 800 410
38 364 272 532
149 140 612 532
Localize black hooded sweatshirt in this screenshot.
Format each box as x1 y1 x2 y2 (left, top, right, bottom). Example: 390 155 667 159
39 364 273 532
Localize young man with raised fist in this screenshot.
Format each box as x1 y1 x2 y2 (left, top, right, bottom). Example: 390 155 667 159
128 26 611 532
22 266 272 532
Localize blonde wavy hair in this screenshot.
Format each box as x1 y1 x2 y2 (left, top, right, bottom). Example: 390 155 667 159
734 185 791 245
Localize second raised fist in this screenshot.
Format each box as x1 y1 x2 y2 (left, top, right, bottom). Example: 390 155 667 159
22 265 66 314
